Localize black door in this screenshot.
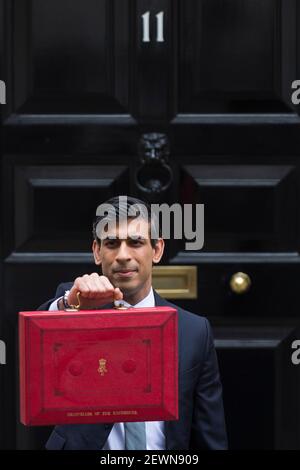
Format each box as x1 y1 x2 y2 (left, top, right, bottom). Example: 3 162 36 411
1 0 300 449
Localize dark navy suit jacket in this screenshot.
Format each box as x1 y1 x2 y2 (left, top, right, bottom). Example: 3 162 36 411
38 282 228 450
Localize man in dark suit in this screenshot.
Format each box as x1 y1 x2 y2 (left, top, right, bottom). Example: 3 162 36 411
38 196 227 450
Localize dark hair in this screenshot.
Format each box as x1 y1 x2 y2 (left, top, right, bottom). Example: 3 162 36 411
92 195 159 248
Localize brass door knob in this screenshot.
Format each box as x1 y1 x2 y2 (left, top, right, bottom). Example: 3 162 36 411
229 272 251 294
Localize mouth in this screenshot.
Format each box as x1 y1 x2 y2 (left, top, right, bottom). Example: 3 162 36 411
113 269 137 278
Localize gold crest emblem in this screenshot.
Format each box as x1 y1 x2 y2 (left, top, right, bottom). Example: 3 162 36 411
98 358 107 376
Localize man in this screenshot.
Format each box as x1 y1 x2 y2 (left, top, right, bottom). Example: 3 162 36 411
38 196 227 450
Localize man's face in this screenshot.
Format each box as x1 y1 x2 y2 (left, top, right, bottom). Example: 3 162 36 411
92 218 164 303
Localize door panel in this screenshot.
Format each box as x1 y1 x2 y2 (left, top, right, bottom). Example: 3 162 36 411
179 0 297 113
216 326 300 449
181 164 298 252
14 0 132 114
12 163 129 252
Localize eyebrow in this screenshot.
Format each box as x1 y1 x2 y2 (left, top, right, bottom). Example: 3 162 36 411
128 235 147 240
102 235 147 241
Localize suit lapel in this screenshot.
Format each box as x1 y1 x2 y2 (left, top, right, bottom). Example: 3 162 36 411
153 290 182 373
76 424 113 450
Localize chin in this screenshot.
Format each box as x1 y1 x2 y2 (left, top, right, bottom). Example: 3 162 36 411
121 283 140 295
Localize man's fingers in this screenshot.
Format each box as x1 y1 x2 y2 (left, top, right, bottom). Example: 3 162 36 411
98 275 115 293
73 277 90 297
70 274 117 302
87 274 109 297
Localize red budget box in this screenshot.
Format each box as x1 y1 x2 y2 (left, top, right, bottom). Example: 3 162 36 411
19 306 178 426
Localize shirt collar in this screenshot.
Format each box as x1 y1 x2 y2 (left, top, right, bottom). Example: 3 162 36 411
120 287 155 308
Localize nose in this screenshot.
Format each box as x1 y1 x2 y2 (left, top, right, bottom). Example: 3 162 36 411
116 241 131 262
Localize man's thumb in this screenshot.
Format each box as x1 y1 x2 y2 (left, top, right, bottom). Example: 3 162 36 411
114 287 123 300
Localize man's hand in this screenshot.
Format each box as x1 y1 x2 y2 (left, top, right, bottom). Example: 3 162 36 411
64 273 123 310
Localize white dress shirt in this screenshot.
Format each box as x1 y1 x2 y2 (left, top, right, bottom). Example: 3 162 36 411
49 287 166 450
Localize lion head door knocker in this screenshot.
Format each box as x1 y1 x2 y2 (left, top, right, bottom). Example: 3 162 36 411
135 133 173 202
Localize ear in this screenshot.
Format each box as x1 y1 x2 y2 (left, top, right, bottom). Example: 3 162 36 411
152 238 164 264
92 240 102 266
